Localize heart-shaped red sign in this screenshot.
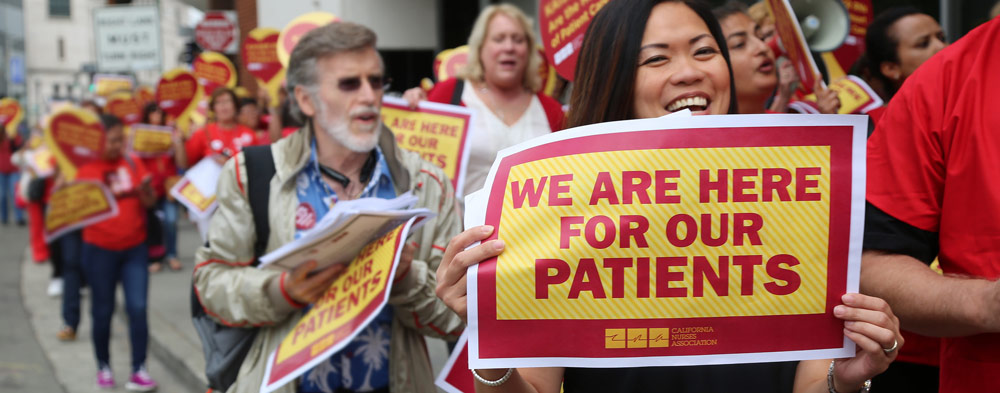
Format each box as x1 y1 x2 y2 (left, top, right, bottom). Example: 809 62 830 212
157 69 200 118
0 98 24 138
193 52 236 96
277 12 339 67
0 99 20 126
106 93 142 125
244 28 283 83
45 107 105 180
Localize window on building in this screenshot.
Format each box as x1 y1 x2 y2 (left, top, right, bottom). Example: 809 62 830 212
58 37 65 60
49 0 70 17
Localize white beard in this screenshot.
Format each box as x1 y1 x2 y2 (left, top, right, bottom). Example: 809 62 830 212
314 100 381 153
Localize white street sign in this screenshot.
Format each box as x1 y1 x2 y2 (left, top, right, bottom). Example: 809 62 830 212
94 5 162 72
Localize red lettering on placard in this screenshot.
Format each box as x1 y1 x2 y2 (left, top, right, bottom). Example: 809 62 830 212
796 167 822 201
693 256 729 297
655 257 688 297
764 254 802 295
568 258 606 299
511 177 547 209
733 255 764 295
655 170 681 204
535 259 571 299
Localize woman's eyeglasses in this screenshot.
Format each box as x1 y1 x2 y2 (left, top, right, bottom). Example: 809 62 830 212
337 75 392 92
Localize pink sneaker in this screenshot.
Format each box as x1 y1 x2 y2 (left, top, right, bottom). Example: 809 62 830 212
96 367 114 389
125 366 157 391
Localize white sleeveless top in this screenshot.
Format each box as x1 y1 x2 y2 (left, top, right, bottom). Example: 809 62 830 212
461 83 552 198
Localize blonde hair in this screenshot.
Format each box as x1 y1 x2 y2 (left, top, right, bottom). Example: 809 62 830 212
459 4 542 92
748 1 774 27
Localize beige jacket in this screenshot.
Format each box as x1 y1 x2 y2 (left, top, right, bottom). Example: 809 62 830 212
193 124 465 393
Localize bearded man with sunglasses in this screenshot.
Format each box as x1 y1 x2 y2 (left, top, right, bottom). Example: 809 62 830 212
192 22 464 393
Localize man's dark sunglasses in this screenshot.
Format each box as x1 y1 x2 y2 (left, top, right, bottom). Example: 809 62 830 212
338 75 392 92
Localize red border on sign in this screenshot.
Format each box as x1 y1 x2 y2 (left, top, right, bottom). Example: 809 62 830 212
381 100 473 192
477 125 853 359
264 224 408 384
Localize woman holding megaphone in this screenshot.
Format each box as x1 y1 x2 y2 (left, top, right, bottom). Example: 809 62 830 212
715 1 841 115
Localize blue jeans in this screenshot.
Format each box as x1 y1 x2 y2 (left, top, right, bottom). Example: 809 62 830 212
158 199 178 259
82 242 149 372
0 172 25 223
59 230 83 330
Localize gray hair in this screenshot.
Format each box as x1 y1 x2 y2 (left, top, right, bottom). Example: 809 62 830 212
286 21 379 123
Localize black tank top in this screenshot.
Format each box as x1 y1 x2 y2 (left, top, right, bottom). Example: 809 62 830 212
563 362 799 393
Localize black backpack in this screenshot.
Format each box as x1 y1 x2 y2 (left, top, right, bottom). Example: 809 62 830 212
190 145 275 391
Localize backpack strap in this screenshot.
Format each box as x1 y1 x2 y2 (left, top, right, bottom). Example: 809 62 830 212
241 145 275 264
189 145 274 319
450 79 465 106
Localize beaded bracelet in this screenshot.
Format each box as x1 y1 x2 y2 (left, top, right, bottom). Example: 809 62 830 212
827 360 871 393
472 368 514 387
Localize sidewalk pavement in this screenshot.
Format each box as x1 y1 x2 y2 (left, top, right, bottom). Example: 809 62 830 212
23 218 452 393
20 240 197 392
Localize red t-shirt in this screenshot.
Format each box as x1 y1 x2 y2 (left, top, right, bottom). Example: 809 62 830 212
866 17 1000 392
76 155 149 250
185 123 259 165
0 134 22 174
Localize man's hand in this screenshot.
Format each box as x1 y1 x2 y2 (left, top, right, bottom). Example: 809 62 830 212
395 241 417 281
286 261 347 305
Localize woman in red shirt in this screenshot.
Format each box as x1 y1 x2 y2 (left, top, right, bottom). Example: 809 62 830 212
182 88 258 168
76 114 158 390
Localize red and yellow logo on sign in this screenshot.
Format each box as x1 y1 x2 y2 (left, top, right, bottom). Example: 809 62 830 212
0 98 24 138
193 51 237 95
244 27 287 108
273 224 403 367
106 92 143 125
44 107 105 181
129 124 175 158
495 145 832 321
539 0 610 81
157 68 204 136
177 180 216 212
45 181 117 241
277 12 339 68
94 75 134 97
381 106 470 190
433 46 469 83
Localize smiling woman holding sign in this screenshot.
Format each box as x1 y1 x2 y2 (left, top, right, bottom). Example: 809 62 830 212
436 1 901 392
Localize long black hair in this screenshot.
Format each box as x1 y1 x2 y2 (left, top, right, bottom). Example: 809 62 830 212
568 0 738 128
864 6 923 100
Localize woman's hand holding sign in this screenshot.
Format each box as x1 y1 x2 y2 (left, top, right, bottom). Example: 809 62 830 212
436 225 504 322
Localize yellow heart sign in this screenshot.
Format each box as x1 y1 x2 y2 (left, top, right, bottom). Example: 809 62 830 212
44 107 105 181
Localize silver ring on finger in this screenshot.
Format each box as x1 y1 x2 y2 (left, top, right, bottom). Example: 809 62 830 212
882 338 899 354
